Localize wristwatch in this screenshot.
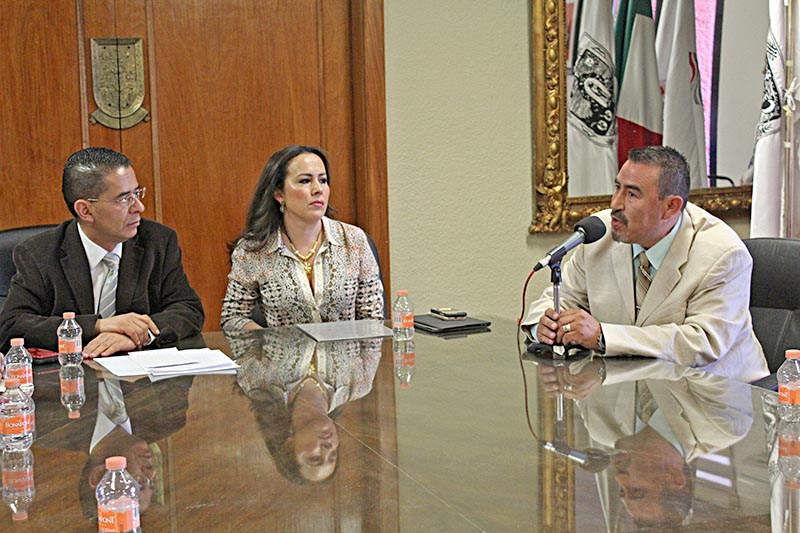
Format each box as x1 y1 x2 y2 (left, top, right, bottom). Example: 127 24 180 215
596 328 606 354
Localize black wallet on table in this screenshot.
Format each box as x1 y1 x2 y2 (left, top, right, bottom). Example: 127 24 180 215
413 314 491 334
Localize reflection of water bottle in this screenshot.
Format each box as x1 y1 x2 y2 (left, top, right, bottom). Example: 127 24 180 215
392 290 414 340
0 378 35 452
779 350 800 421
393 339 416 389
96 456 141 533
59 364 85 419
57 312 83 366
2 449 34 521
4 339 33 397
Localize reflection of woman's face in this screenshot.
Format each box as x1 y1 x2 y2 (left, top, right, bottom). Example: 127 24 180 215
291 415 339 482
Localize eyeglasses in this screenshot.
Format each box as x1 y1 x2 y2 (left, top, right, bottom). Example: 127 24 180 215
87 187 146 208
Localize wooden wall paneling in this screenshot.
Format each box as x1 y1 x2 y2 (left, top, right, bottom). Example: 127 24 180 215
81 0 156 203
318 0 357 225
0 1 84 228
151 0 325 330
350 0 390 296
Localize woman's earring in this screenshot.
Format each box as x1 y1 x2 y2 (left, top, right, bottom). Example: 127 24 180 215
279 202 285 214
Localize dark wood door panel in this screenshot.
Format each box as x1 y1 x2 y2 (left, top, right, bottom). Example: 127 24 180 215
0 1 84 227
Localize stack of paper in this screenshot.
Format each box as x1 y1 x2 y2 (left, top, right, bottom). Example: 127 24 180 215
95 348 239 381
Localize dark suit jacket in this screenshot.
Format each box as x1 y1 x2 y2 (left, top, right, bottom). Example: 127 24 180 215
0 218 204 352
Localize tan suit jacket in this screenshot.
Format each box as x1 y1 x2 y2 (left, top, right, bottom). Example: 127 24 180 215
522 203 768 382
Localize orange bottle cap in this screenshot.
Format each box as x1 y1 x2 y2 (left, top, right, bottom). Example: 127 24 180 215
397 290 408 296
787 349 800 359
63 312 75 319
10 338 23 346
105 456 127 469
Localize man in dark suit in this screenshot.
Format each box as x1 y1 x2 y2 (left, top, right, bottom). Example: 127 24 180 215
0 147 204 356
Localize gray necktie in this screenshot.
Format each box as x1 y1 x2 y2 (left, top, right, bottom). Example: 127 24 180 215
98 253 120 319
635 251 651 318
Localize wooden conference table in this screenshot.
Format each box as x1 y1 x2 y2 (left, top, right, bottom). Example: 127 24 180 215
0 318 781 531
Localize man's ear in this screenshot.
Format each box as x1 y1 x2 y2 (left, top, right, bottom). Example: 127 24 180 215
666 461 687 488
662 195 683 220
74 200 94 223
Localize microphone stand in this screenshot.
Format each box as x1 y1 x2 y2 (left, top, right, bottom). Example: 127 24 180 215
550 259 567 429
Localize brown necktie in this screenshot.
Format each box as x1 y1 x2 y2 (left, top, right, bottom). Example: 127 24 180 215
635 251 651 318
636 381 656 424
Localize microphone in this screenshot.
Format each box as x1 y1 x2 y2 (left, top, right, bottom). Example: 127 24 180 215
533 215 606 272
542 440 611 473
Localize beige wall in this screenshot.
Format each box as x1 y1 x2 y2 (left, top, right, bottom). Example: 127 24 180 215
384 0 751 323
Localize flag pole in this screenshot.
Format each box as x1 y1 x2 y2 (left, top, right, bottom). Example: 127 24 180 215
785 0 796 237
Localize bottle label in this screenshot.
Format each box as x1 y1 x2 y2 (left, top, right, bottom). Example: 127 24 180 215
403 352 416 365
60 379 83 395
1 414 34 435
2 468 33 490
779 385 800 405
58 338 81 354
98 503 140 532
393 312 414 329
7 366 32 386
780 435 800 457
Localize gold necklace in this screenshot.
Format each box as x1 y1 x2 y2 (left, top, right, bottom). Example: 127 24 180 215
284 227 322 277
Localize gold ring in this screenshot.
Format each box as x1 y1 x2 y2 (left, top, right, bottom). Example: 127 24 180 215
563 324 571 333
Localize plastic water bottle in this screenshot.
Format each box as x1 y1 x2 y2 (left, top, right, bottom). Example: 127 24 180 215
59 364 85 419
96 456 141 533
393 339 416 389
779 349 800 421
57 312 83 365
4 339 33 397
0 379 35 451
392 290 414 340
2 449 34 521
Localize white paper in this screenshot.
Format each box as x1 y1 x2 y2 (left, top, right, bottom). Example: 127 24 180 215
94 357 148 377
296 320 393 342
95 348 239 379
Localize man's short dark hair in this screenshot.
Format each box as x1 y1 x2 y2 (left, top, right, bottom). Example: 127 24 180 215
62 147 132 217
628 145 691 209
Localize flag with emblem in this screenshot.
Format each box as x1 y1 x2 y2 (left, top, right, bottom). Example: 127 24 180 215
567 0 618 196
751 0 800 238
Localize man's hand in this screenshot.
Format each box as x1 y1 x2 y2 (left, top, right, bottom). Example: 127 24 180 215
535 308 561 344
84 332 137 358
536 359 605 400
95 313 159 348
555 309 602 350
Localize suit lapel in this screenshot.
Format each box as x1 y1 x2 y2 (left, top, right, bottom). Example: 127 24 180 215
60 221 95 314
117 235 144 313
611 244 636 324
637 212 692 324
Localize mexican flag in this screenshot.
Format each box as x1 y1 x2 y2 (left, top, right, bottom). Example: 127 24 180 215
615 0 663 169
655 0 708 189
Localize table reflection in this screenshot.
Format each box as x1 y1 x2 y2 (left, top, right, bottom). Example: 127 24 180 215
227 327 382 484
530 354 755 530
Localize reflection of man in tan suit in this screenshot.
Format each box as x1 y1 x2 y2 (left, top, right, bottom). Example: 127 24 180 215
574 359 754 529
523 146 767 382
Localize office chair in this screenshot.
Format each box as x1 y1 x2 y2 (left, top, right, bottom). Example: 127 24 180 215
744 238 800 389
250 232 387 327
0 225 58 310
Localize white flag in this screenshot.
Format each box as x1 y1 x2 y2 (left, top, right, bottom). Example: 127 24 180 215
655 0 708 189
751 0 800 238
567 0 617 197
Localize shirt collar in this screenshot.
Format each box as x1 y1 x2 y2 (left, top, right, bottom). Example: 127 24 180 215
631 211 682 272
267 216 340 254
77 222 123 269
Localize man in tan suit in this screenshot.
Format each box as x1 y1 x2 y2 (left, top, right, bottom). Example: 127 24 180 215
522 146 768 382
